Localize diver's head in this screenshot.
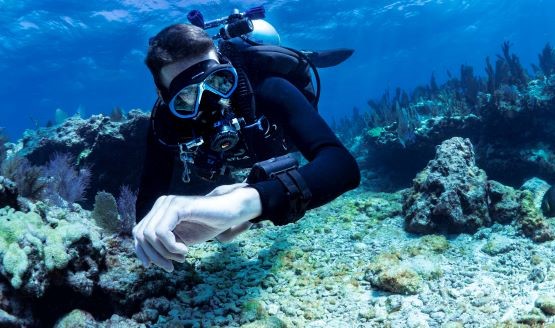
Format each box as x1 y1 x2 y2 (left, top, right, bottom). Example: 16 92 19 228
145 24 216 88
145 24 238 120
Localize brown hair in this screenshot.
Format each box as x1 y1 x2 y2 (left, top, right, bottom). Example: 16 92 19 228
145 24 216 86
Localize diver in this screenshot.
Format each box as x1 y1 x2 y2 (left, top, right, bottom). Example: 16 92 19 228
133 7 360 272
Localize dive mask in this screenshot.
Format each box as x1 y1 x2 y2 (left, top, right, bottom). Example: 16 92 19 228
161 59 238 119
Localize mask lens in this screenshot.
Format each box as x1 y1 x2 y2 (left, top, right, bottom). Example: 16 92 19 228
172 84 199 115
204 69 236 96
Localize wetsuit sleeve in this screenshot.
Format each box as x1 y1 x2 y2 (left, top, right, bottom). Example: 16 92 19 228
248 77 361 225
135 121 176 222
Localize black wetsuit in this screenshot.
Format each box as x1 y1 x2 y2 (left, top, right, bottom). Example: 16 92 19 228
136 77 361 226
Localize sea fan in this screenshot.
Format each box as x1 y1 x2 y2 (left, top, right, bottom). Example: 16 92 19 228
117 185 138 235
45 152 91 205
1 156 47 200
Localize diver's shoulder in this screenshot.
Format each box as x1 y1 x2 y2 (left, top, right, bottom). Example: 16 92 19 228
255 76 298 103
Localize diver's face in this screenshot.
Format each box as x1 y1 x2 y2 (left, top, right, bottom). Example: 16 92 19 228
158 50 226 122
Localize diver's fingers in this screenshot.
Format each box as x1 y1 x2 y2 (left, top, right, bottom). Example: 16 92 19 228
143 196 186 261
134 195 168 235
215 221 253 242
134 239 150 267
152 239 187 262
141 238 174 272
144 226 187 263
157 229 189 261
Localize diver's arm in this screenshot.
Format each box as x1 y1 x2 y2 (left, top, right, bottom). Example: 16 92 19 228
135 121 176 222
248 77 361 225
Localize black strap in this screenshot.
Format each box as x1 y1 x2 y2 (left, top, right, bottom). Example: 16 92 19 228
247 154 312 223
275 170 312 221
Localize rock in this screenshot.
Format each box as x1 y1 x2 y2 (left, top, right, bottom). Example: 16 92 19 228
529 267 546 283
0 207 104 297
487 178 554 241
403 137 490 233
481 235 515 256
240 299 267 323
193 284 215 305
54 309 97 328
443 322 464 328
487 180 522 224
102 314 147 327
518 190 555 242
241 316 287 328
363 115 482 190
521 178 552 212
98 236 194 311
535 295 555 315
365 253 423 295
0 176 18 210
517 308 547 325
0 281 33 327
0 308 25 328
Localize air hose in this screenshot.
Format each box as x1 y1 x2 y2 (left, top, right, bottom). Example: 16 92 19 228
219 41 257 124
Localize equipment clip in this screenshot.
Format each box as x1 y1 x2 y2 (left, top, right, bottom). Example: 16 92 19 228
178 137 204 183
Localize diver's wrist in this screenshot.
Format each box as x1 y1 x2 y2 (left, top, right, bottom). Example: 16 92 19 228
231 187 262 222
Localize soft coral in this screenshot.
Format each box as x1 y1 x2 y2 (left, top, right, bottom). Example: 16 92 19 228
44 153 91 205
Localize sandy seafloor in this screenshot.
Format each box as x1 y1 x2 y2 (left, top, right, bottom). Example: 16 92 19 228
156 189 555 328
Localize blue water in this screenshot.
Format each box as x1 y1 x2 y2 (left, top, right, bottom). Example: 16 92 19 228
1 0 554 139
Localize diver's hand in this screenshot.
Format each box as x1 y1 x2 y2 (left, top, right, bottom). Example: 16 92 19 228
173 187 261 244
205 182 248 196
215 221 253 242
132 187 262 272
205 183 254 242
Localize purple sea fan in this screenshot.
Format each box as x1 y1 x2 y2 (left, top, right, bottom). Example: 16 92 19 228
117 185 138 235
45 152 91 205
1 155 47 200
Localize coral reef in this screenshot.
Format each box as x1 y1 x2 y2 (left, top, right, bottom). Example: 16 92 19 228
0 172 553 326
17 110 150 207
1 156 47 200
337 43 555 191
0 206 104 296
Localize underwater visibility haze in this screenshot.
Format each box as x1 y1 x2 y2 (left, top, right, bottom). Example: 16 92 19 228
1 0 554 138
1 0 555 327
